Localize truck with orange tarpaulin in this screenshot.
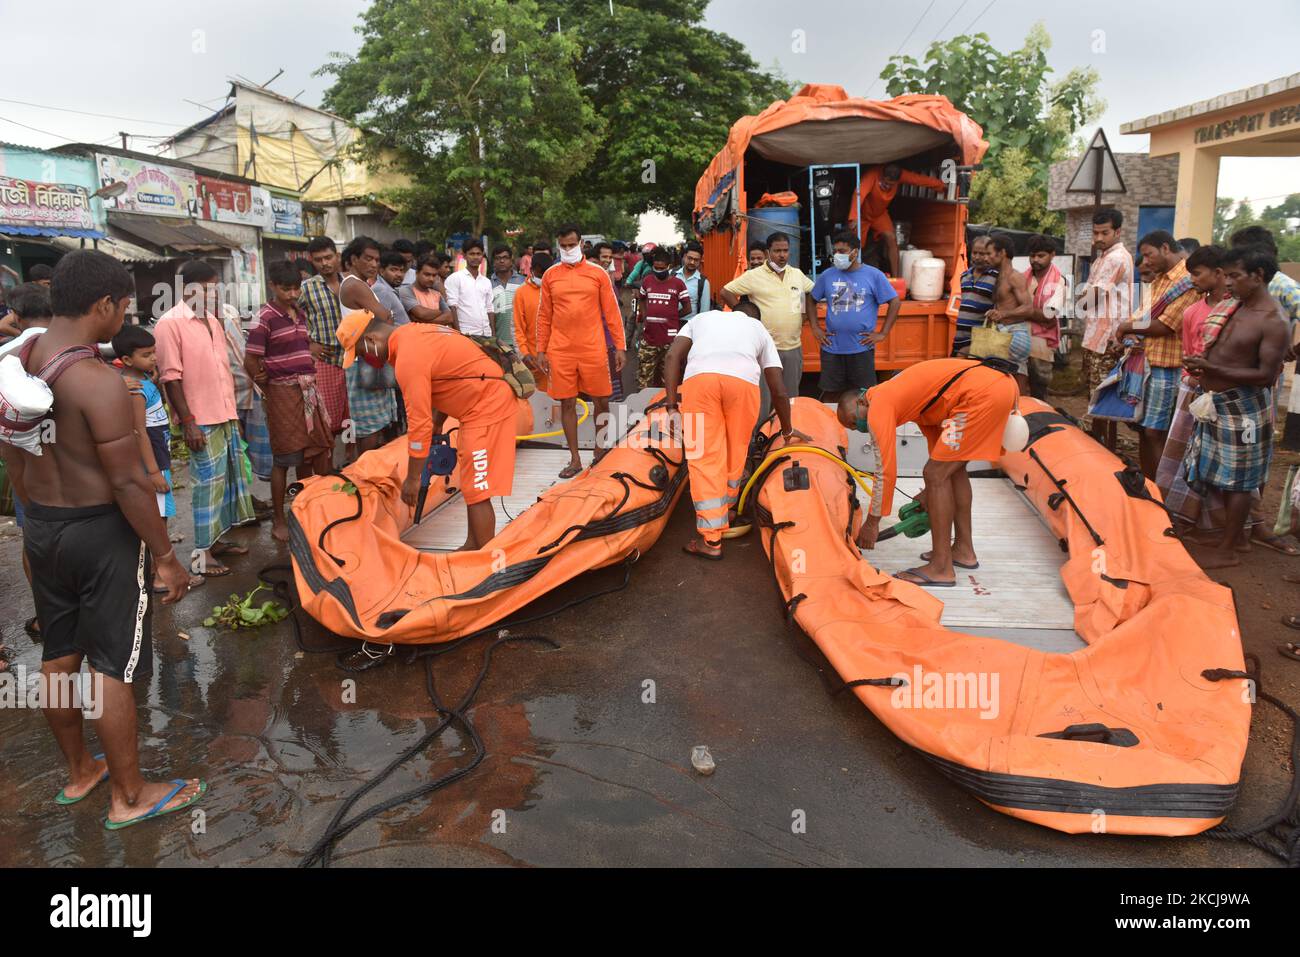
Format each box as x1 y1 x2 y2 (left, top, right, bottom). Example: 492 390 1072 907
692 84 987 378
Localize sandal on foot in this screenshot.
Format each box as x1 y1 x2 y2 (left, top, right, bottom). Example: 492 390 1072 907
920 551 979 570
209 541 249 557
895 567 956 588
103 779 207 831
1253 533 1300 556
55 754 109 806
24 617 42 641
558 463 583 480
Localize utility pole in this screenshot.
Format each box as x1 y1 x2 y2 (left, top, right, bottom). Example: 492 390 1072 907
119 131 129 150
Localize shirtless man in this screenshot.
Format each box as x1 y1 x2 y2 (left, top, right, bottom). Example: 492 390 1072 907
982 232 1032 394
1182 244 1287 570
0 251 204 829
338 235 397 458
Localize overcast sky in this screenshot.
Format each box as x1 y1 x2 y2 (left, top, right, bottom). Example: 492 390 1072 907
3 0 1296 241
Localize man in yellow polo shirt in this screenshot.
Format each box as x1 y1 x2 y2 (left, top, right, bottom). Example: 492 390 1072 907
719 231 815 420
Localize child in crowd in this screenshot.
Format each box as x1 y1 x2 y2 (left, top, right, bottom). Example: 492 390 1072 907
245 259 334 542
111 324 204 592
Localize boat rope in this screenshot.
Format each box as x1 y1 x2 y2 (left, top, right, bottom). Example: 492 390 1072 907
515 398 590 441
1201 652 1300 868
1027 447 1104 547
260 550 641 868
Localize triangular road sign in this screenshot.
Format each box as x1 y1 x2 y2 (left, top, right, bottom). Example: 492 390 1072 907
1066 128 1126 196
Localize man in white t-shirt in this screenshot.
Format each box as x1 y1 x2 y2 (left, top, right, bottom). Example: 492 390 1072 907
443 240 494 336
663 301 809 560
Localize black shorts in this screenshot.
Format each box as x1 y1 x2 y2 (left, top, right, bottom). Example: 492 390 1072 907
23 502 153 684
819 349 877 393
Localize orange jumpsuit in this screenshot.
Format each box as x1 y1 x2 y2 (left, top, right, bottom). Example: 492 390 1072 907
511 279 548 392
389 323 519 506
865 358 1019 516
681 373 760 539
850 165 946 240
536 259 624 399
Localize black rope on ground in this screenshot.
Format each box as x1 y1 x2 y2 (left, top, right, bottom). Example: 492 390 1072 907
299 633 555 869
282 551 640 867
1202 652 1300 867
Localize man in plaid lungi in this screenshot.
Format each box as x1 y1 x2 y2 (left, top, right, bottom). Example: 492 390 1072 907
154 261 255 578
1182 245 1288 570
302 237 349 448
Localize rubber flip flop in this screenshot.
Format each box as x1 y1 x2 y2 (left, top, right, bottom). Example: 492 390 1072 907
193 561 232 578
1279 642 1300 661
921 552 979 570
55 754 109 806
24 617 43 641
1283 615 1300 631
1253 534 1300 556
558 463 583 480
103 779 207 831
895 567 956 588
209 542 249 557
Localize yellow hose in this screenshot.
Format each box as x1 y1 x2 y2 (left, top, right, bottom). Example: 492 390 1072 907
734 444 874 518
516 398 591 441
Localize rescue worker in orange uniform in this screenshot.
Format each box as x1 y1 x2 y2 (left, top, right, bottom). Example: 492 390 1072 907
511 252 551 393
850 163 946 278
664 301 810 560
536 225 625 479
338 312 520 551
837 357 1018 587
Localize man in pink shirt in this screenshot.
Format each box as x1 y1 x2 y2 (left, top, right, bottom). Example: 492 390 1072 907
154 260 254 578
1079 208 1133 450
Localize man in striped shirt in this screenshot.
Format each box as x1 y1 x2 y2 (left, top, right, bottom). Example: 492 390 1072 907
245 260 334 541
953 235 996 356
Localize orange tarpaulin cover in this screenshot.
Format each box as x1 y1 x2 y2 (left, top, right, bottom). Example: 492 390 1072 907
694 83 987 221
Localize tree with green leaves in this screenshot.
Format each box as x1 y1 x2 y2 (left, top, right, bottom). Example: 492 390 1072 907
319 0 603 239
880 23 1103 233
1215 193 1300 260
532 0 792 227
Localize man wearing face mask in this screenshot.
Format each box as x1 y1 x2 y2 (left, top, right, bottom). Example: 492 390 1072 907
537 225 625 479
338 236 397 460
811 229 901 402
634 246 691 387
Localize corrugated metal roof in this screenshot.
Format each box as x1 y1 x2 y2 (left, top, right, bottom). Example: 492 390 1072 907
48 233 171 264
107 212 240 252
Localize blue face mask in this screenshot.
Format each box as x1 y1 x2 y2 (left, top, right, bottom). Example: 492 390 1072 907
833 252 853 270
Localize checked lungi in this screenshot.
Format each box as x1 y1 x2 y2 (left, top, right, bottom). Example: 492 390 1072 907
1156 380 1259 530
264 377 334 470
313 359 350 435
345 362 396 439
189 420 256 550
1184 386 1274 494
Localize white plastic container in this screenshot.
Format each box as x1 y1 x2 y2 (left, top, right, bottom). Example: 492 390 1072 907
899 248 932 289
910 258 946 301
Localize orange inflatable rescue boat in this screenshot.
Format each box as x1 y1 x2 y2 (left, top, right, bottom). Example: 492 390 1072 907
287 398 686 645
747 397 1251 836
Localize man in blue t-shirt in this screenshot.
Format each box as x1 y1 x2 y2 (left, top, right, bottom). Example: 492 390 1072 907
811 229 901 400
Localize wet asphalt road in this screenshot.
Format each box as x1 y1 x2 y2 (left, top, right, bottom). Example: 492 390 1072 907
0 464 1287 868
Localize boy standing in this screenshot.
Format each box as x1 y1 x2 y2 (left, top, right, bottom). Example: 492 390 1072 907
245 260 335 542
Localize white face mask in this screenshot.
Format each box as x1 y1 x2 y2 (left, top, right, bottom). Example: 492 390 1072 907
530 276 542 286
559 245 583 265
767 260 785 274
832 253 853 270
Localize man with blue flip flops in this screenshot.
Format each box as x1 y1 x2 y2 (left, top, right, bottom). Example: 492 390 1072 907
0 251 206 830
